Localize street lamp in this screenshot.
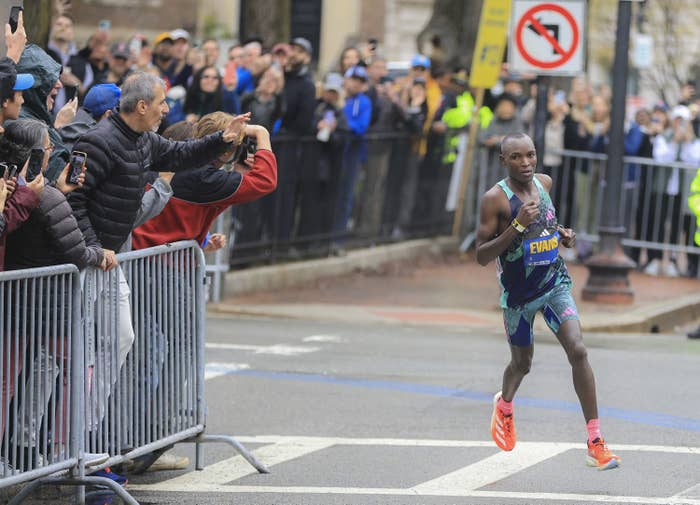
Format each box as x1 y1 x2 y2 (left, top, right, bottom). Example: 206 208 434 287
581 0 638 303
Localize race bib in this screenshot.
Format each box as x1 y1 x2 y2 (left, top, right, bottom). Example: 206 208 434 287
523 231 560 267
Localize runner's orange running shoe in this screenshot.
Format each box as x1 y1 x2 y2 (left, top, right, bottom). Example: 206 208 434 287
586 437 620 470
490 391 516 451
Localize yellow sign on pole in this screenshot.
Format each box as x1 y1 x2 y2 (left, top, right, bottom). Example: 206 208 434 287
469 0 512 89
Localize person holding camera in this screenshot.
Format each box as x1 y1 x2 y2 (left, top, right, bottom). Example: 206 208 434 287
131 111 277 250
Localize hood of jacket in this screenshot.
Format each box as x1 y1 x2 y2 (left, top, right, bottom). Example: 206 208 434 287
16 44 62 126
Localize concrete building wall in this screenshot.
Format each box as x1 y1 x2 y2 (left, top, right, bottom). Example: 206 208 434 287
383 0 434 64
318 0 361 75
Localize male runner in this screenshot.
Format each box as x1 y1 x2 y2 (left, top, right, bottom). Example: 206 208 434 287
475 132 620 470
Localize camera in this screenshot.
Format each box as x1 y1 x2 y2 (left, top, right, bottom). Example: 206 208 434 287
235 136 257 165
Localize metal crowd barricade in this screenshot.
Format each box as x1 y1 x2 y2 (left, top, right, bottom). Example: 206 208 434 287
459 146 700 271
82 240 267 472
548 149 700 265
0 265 82 490
6 241 267 505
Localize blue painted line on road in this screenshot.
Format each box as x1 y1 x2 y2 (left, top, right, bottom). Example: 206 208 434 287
229 368 700 433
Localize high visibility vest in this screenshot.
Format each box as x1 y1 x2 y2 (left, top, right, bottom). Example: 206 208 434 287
689 168 700 245
440 92 494 163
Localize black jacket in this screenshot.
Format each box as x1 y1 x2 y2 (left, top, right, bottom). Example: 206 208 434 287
281 66 316 135
68 113 232 251
5 185 103 271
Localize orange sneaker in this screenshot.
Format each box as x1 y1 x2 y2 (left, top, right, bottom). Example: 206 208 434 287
490 391 516 451
586 437 620 470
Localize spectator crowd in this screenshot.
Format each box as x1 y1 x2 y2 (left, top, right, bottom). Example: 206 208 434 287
4 6 700 489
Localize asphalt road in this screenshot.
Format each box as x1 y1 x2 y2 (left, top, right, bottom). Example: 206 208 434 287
114 314 700 505
13 312 700 504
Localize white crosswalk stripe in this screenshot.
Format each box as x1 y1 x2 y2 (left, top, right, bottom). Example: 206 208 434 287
130 436 700 503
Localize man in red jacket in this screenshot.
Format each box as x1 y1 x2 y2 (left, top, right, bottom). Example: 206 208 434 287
132 111 277 250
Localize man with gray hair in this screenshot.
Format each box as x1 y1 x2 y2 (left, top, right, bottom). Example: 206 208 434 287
67 73 250 461
69 71 249 262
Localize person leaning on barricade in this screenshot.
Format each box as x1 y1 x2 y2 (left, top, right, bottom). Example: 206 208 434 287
3 119 96 271
66 71 255 483
131 111 277 250
0 119 95 467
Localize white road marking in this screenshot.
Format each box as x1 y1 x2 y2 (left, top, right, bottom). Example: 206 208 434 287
411 442 569 494
205 342 320 356
129 436 700 503
204 362 250 380
302 335 342 343
130 439 334 492
675 483 700 499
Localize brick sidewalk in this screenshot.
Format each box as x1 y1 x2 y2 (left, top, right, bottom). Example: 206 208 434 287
222 252 700 333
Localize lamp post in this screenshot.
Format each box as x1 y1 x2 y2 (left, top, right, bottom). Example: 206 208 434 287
581 0 637 303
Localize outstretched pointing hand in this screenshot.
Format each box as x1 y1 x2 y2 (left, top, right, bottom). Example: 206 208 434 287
222 112 251 144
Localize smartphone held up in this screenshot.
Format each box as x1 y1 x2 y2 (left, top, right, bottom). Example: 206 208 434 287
9 6 22 34
69 151 87 184
24 148 45 183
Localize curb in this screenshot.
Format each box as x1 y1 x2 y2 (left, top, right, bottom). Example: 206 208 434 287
224 236 458 296
581 292 700 333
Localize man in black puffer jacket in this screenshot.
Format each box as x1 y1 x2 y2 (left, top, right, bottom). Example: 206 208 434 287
68 71 247 257
67 74 249 470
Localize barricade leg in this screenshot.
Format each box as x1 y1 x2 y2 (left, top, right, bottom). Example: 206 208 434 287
191 434 269 473
8 475 139 505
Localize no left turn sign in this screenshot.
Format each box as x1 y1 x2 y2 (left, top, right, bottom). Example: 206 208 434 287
509 0 586 75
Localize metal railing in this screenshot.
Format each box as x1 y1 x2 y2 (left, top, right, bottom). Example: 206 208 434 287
0 265 82 487
229 131 455 266
460 146 700 274
550 149 700 269
3 241 267 505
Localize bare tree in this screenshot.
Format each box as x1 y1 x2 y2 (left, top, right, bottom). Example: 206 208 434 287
22 0 55 48
637 0 700 104
417 0 484 69
240 0 291 46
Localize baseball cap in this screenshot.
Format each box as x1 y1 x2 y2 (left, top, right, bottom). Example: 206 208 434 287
323 72 343 92
153 32 174 46
272 43 291 55
170 29 190 42
411 54 431 69
290 37 313 55
0 59 33 103
110 42 130 59
671 104 691 121
83 83 121 120
344 65 368 81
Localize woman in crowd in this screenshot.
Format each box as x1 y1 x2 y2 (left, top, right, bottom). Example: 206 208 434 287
184 65 231 123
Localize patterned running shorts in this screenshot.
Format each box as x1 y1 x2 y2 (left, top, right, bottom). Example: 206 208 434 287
502 283 579 347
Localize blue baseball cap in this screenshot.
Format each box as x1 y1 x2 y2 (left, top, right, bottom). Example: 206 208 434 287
411 54 431 69
83 83 121 120
344 65 368 81
13 73 34 91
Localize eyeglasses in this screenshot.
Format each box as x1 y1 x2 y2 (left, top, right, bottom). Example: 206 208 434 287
45 143 55 152
201 74 220 80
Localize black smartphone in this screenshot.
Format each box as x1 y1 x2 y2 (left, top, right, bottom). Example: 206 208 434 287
6 163 17 180
25 148 45 183
368 37 378 51
9 6 22 34
68 151 87 184
0 163 7 180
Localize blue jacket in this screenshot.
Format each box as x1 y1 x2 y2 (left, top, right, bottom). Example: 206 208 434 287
343 93 372 137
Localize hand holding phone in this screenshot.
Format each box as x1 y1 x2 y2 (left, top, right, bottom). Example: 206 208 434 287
24 148 45 183
9 6 22 34
68 151 87 185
